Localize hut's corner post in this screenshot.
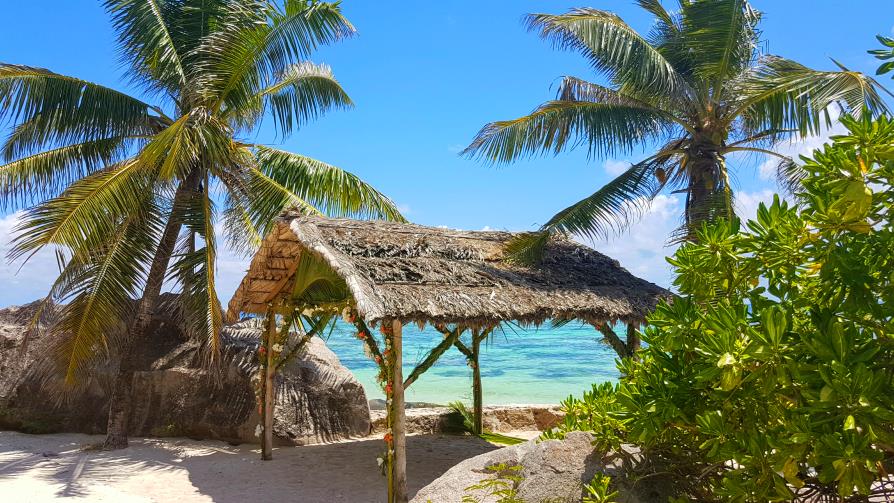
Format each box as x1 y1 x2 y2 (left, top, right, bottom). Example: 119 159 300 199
391 319 408 502
261 306 276 461
471 329 483 435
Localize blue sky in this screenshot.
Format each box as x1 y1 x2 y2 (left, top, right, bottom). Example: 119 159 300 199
1 1 892 305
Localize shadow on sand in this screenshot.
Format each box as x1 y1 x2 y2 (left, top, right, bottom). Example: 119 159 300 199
0 431 498 502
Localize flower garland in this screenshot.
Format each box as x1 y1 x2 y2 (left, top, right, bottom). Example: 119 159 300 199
344 307 398 484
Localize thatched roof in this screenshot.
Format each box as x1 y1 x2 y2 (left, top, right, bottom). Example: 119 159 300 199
226 213 671 327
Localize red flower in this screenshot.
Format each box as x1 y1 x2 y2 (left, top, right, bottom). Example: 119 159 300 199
383 349 391 357
258 346 267 355
385 383 393 395
383 433 393 444
356 331 367 340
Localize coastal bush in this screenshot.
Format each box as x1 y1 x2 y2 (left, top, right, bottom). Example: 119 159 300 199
548 114 894 501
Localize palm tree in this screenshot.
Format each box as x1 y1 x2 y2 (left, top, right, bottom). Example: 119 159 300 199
0 0 404 449
464 0 890 260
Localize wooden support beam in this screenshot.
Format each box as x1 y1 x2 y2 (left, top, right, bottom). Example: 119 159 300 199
596 323 630 359
391 319 408 503
261 306 276 461
471 329 483 435
626 323 641 358
404 326 463 389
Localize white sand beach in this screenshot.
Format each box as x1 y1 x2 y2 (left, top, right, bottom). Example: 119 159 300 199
0 431 512 502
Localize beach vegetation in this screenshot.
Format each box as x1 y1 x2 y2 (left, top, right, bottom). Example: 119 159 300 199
545 114 894 501
0 0 403 449
464 0 889 261
870 35 894 78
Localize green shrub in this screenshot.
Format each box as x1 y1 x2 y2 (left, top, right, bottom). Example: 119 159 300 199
552 114 894 501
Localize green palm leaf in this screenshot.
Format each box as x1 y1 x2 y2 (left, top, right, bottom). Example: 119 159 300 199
231 61 353 135
9 159 156 261
736 56 890 135
0 137 131 209
169 186 223 357
526 8 688 97
464 100 676 162
0 64 155 152
103 0 188 93
678 0 760 88
253 146 405 221
47 203 165 384
204 0 354 116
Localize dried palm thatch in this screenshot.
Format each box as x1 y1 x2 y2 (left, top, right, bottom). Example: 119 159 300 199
227 212 670 328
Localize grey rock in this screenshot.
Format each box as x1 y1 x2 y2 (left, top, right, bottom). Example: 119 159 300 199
0 299 370 445
411 431 673 503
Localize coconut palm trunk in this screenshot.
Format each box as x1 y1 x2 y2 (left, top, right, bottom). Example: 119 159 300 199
103 176 196 449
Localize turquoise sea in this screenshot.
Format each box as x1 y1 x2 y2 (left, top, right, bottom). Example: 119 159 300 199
324 321 621 406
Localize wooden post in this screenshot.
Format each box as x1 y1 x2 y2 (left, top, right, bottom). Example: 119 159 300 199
471 330 483 435
391 319 408 503
262 309 276 461
626 323 641 357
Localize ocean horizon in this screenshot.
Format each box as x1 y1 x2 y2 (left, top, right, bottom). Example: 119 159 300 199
324 321 622 406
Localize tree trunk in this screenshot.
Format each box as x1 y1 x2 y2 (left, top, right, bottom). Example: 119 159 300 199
102 178 195 450
261 309 276 460
471 332 483 435
391 319 407 503
626 324 641 357
683 145 731 240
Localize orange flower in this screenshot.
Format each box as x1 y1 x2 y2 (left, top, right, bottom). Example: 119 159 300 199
385 383 393 395
383 433 393 444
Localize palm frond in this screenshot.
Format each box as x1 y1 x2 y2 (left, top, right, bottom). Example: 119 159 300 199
526 8 688 98
168 185 223 359
463 100 675 163
252 146 405 223
506 155 670 264
0 64 155 153
229 61 352 136
203 0 354 115
45 202 165 384
735 56 890 136
289 248 349 305
8 158 155 262
103 0 188 93
0 137 131 209
635 0 677 32
678 0 760 90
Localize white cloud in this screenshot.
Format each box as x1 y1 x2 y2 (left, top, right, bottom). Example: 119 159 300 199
603 159 632 177
0 212 61 306
583 194 683 289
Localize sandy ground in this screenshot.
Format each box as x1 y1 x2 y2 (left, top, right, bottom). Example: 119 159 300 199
0 431 525 502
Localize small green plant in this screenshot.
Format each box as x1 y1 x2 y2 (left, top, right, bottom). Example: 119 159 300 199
581 474 618 503
461 463 525 503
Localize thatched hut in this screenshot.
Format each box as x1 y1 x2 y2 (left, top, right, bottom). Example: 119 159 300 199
226 212 670 503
